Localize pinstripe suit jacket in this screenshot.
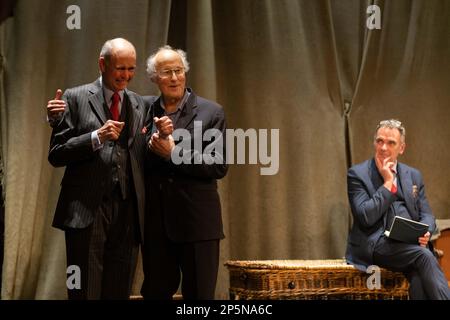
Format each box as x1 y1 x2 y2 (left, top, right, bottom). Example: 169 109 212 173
48 79 147 242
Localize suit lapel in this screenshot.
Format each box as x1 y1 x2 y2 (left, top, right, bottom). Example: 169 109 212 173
175 92 197 129
88 80 108 125
368 158 383 193
87 80 142 147
368 158 391 228
125 90 142 147
398 163 418 220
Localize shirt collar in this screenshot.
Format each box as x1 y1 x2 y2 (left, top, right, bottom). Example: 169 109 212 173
100 77 125 105
392 161 398 174
160 89 190 113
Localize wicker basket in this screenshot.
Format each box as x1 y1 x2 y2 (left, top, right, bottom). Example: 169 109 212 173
225 259 409 300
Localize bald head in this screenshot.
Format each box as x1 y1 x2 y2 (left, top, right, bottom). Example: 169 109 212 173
99 38 137 92
100 38 136 64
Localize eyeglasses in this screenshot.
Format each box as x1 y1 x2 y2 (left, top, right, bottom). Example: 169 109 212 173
157 68 185 79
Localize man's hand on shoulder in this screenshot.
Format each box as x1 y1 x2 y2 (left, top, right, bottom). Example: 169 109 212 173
47 89 66 123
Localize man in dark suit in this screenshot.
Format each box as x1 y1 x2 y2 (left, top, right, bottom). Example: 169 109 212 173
346 119 450 299
47 38 148 299
140 46 228 299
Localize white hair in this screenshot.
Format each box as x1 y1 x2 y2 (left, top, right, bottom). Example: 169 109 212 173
146 45 190 80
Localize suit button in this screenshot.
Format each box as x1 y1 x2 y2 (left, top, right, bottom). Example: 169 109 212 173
117 151 121 156
117 165 121 169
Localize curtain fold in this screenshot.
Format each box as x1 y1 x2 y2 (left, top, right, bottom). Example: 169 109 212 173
349 0 450 220
210 1 348 277
1 0 171 299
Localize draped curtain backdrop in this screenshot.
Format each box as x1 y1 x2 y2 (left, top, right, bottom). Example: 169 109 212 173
0 0 449 299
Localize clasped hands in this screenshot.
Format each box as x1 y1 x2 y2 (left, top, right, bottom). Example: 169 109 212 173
148 116 175 160
97 115 175 159
98 116 175 152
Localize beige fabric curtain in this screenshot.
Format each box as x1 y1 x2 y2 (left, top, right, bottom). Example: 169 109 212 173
1 0 449 299
0 0 172 299
210 1 349 300
349 0 450 220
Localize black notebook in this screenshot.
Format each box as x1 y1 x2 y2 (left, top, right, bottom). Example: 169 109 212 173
384 216 429 244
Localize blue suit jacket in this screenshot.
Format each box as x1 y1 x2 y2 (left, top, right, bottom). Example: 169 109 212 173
345 158 436 271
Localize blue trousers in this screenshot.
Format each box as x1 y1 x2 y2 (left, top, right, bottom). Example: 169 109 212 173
373 236 450 300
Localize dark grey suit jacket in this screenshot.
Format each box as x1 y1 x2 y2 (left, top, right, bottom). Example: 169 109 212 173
345 158 436 271
48 79 147 242
143 89 228 242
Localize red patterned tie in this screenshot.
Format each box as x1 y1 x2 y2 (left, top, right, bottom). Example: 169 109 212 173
391 170 397 193
110 92 120 121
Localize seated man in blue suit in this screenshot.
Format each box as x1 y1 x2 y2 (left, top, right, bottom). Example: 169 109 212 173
345 119 450 300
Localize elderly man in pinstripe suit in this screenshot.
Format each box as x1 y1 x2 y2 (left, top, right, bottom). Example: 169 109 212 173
46 38 171 299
